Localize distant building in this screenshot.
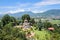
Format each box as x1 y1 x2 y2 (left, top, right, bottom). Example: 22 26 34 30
23 19 31 29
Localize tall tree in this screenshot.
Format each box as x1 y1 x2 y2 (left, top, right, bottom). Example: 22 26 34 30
10 17 17 25
1 14 11 26
30 18 35 25
21 14 30 22
37 19 43 30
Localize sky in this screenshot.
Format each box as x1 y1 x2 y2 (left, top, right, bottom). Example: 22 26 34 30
0 0 60 14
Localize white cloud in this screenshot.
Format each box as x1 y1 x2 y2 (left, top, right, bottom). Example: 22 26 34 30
6 9 25 14
29 0 60 13
0 0 60 14
31 10 45 13
34 0 60 7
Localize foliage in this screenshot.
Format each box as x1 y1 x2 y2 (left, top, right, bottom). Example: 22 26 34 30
36 20 52 30
0 23 27 40
1 14 17 26
37 19 43 30
0 14 60 40
43 21 52 29
21 14 30 22
34 30 51 40
0 21 3 29
30 18 35 26
1 14 11 26
50 33 60 40
16 20 23 25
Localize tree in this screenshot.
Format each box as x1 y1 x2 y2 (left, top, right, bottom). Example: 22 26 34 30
10 17 16 22
0 21 3 29
37 19 44 30
53 24 60 33
0 23 27 40
21 14 30 22
30 18 35 26
43 21 52 29
1 14 17 26
1 14 11 26
10 17 17 25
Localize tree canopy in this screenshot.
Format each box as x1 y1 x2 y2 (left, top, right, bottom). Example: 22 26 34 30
21 14 30 22
1 14 17 26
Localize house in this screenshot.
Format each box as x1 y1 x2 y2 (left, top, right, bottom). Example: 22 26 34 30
48 27 54 31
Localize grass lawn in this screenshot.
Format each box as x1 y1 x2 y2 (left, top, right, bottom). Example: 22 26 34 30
50 20 60 24
34 30 51 40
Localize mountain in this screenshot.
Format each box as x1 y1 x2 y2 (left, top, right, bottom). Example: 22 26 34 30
0 9 60 19
40 9 60 18
0 14 5 19
9 11 36 18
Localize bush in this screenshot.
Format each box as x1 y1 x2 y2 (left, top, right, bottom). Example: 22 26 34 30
0 23 27 40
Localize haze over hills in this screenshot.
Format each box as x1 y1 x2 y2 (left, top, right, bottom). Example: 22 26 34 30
0 9 60 19
38 9 60 18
